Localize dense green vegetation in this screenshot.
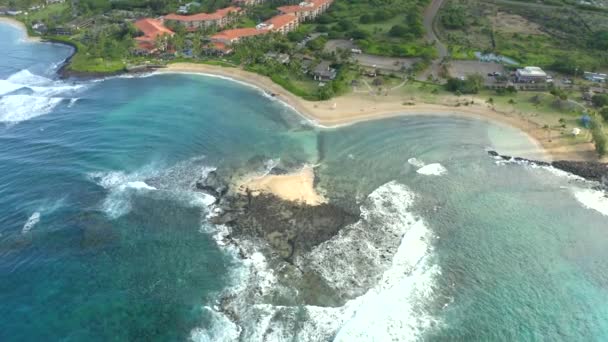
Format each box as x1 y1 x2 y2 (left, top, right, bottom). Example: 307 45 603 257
234 34 357 100
307 0 436 58
591 118 607 156
437 0 608 72
445 74 484 94
592 94 608 108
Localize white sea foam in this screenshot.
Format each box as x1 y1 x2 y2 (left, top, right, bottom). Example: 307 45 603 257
22 212 41 234
124 181 157 191
0 69 88 124
572 187 608 217
417 163 447 176
67 98 79 108
408 157 447 176
0 79 25 95
407 157 426 168
204 181 440 341
190 306 241 342
0 95 64 123
7 70 53 86
89 158 216 219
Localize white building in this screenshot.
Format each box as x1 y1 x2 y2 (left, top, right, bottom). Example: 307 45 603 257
516 66 547 83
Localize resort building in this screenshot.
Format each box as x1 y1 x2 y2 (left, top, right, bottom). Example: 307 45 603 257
277 0 333 21
210 27 269 46
262 14 299 34
134 18 174 53
515 66 547 83
163 6 242 31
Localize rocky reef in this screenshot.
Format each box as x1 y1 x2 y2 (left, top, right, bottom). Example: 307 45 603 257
488 150 608 187
196 169 359 262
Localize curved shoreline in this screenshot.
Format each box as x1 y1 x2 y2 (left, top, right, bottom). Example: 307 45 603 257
0 17 40 42
163 63 598 162
0 17 595 162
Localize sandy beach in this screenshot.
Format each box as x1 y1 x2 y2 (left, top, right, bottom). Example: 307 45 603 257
164 63 598 162
237 166 326 205
0 17 41 42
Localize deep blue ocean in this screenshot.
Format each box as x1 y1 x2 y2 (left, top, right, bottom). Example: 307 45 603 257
1 22 608 341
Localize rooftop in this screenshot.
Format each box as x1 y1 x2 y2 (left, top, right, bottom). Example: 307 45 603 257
211 27 268 41
278 0 330 14
517 66 547 77
264 14 298 29
134 18 174 40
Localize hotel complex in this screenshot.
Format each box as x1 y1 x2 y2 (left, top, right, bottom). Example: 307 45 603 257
163 6 242 30
134 0 332 53
133 18 174 52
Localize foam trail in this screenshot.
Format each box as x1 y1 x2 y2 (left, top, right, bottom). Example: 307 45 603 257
190 306 241 342
0 95 64 123
7 70 53 86
417 163 447 176
0 69 88 124
124 181 157 191
407 157 426 168
89 158 217 219
205 181 441 340
0 79 25 95
22 212 40 234
408 157 447 176
572 187 608 217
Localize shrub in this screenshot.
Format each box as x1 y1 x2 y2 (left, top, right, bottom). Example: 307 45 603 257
591 94 608 108
360 14 373 24
590 119 607 156
601 107 608 121
389 25 409 38
446 74 483 94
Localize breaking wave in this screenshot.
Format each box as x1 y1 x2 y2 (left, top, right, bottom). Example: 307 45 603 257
196 181 441 341
494 157 608 217
88 157 216 219
22 212 40 234
572 187 608 217
0 69 86 124
408 157 447 176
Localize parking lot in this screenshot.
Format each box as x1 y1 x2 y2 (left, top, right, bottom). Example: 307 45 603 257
448 60 505 79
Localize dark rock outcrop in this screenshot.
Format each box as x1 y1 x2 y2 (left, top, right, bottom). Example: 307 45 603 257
227 193 359 261
195 170 228 199
488 150 608 186
196 168 358 262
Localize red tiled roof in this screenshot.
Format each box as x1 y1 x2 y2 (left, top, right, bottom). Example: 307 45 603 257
164 6 241 22
134 18 174 40
278 0 330 14
213 41 233 52
264 14 297 29
211 27 268 42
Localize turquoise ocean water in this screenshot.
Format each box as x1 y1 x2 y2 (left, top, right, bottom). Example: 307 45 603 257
1 23 608 341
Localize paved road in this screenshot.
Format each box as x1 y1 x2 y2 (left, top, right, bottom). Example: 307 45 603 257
423 0 448 59
419 0 448 81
